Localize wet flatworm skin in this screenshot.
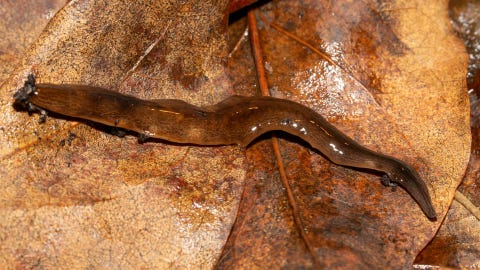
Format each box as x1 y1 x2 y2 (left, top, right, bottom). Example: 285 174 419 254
13 75 436 219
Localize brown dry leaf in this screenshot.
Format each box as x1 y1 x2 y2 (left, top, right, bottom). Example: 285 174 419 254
220 0 470 269
0 0 473 270
0 1 245 269
415 0 480 268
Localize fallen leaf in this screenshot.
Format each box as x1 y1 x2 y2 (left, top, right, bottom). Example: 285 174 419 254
0 1 244 269
219 0 470 269
415 0 480 267
229 0 258 13
0 0 473 269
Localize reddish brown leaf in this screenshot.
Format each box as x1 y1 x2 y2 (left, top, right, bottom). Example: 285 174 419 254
229 0 259 13
220 0 470 269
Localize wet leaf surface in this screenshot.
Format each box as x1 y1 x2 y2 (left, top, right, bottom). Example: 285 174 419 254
0 0 474 269
221 0 470 269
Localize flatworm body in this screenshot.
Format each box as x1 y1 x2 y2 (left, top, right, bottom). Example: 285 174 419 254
13 75 436 219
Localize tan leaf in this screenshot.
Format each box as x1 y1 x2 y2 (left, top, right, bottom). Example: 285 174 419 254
0 1 244 269
415 0 480 267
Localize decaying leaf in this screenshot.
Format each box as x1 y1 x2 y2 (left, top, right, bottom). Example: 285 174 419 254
415 0 480 267
1 1 244 269
220 0 470 269
0 0 473 269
